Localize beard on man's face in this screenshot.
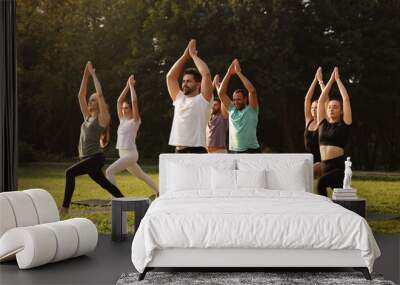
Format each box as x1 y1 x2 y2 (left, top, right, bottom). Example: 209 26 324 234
182 85 190 95
234 101 246 110
183 84 196 95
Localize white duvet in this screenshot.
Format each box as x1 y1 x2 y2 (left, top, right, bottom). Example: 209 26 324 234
131 190 380 273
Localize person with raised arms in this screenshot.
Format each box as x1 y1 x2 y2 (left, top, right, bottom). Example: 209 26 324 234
106 75 159 197
166 39 213 153
304 67 325 176
206 74 228 153
218 59 260 153
60 62 123 215
316 67 352 196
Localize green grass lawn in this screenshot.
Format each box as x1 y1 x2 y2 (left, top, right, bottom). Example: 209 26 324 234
18 163 158 234
17 164 400 234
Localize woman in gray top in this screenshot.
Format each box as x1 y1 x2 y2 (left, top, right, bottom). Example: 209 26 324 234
60 62 123 215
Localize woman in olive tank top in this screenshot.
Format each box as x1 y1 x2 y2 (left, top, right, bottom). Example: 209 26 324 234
60 62 123 215
304 67 325 177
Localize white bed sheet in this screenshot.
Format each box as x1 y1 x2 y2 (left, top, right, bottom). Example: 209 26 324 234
131 190 380 273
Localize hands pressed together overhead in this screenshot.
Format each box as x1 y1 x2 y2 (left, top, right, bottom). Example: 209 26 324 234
128 74 136 87
213 74 221 90
334 66 340 81
86 61 95 75
313 66 342 84
233 59 241 74
183 39 198 59
327 66 340 82
227 59 242 76
188 39 198 57
315 66 323 83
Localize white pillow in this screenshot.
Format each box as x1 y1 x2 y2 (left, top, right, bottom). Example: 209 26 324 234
238 159 307 191
167 162 210 191
236 169 267 189
211 168 236 190
266 165 306 191
167 159 236 192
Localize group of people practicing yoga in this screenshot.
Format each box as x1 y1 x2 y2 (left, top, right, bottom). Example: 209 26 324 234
60 40 352 214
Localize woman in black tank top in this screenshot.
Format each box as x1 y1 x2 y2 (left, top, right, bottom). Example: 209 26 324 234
316 67 352 196
304 67 325 177
60 62 124 215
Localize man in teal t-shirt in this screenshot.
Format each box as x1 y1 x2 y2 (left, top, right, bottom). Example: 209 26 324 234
218 59 261 153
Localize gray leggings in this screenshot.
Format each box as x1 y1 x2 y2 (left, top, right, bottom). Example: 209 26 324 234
106 149 158 193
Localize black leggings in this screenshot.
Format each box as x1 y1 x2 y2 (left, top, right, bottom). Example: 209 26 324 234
62 152 124 207
317 155 345 197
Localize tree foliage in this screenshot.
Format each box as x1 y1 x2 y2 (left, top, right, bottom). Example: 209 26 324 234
17 0 400 170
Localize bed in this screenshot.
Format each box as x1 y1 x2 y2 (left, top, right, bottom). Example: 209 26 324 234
131 154 380 280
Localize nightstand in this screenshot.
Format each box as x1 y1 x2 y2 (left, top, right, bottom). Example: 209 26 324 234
332 198 366 218
111 197 150 242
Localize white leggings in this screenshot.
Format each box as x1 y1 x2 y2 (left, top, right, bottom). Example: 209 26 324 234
105 148 158 193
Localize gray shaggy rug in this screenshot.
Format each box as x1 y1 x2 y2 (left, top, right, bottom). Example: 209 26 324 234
116 271 396 285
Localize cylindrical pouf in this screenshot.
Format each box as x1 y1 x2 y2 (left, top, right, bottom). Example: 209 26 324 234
23 189 59 223
0 226 57 269
0 192 39 227
0 196 17 237
42 221 79 263
0 218 97 268
63 218 98 257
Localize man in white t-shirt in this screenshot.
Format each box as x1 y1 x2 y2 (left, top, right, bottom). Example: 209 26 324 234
166 39 213 153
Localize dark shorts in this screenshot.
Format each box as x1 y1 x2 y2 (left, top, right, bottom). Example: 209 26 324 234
175 147 208 154
229 148 262 154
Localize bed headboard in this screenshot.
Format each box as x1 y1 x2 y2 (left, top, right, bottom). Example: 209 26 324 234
159 154 314 195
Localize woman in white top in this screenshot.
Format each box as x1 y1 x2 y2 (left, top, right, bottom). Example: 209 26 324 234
106 75 159 197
